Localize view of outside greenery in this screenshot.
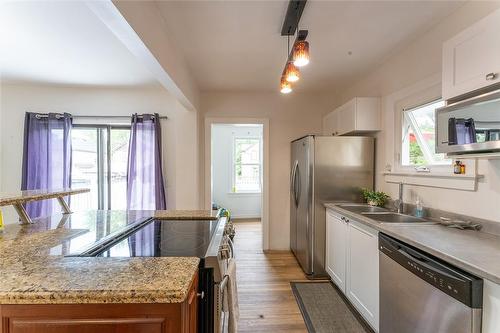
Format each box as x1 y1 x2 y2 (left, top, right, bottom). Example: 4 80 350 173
233 138 261 193
71 127 130 211
402 100 450 166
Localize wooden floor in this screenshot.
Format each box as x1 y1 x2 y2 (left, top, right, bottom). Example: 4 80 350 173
234 221 308 333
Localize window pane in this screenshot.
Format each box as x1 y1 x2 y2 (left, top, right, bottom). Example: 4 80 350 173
235 138 260 164
234 138 261 192
235 164 260 192
110 129 130 209
402 100 450 166
71 128 99 210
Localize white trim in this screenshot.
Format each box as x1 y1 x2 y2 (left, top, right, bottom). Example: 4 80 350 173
205 117 270 250
384 172 482 191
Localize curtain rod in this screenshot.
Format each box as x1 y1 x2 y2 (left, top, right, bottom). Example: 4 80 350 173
33 113 168 120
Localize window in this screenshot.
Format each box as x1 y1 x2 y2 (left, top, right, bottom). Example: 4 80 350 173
401 100 451 166
232 137 261 193
71 125 130 210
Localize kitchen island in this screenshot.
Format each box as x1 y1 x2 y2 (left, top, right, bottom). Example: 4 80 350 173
0 209 218 333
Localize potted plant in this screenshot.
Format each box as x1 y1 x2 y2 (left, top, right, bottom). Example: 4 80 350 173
361 188 390 207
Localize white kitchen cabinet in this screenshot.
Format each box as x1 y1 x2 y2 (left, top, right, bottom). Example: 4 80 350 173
346 219 379 331
325 209 379 332
442 8 500 100
482 279 500 333
322 109 338 136
326 211 348 291
322 97 380 136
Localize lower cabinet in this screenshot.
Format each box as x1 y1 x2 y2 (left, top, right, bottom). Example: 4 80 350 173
0 274 198 333
346 220 379 331
326 209 379 332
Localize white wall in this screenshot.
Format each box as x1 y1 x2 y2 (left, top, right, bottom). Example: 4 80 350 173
0 83 199 223
200 92 332 250
212 124 262 219
333 1 500 223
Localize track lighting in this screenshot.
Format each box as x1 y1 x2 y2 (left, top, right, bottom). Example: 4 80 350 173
285 62 300 82
280 76 292 94
293 40 310 67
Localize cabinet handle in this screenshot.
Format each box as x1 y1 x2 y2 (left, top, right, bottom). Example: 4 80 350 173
197 291 205 299
486 73 498 81
441 141 449 144
341 216 345 221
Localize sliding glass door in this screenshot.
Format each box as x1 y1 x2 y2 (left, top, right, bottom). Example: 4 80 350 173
71 125 130 211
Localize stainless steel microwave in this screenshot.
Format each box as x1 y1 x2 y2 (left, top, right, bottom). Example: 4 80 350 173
436 88 500 155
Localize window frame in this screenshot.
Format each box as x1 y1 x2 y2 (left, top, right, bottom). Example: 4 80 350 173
230 136 262 194
394 84 451 174
72 124 130 210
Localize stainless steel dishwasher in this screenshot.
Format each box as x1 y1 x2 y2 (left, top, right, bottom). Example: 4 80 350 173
379 233 483 333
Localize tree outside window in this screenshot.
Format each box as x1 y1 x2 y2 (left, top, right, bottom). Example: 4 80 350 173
401 100 451 166
232 137 261 193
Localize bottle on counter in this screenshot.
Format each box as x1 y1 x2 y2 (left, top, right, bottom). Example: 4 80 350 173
0 210 4 232
460 162 466 174
454 160 461 174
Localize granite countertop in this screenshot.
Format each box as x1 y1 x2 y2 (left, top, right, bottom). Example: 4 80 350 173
154 209 219 220
0 210 203 304
0 188 90 206
325 202 500 284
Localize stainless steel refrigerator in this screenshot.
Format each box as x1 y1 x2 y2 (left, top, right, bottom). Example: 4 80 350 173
290 135 374 278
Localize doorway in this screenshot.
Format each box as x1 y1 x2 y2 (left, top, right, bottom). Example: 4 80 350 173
205 118 269 250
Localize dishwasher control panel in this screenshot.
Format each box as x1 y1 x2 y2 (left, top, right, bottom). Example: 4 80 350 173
379 233 483 308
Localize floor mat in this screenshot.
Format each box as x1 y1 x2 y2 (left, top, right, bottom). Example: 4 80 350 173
290 281 374 333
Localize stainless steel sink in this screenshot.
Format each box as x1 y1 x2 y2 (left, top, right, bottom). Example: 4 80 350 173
338 204 388 214
361 212 431 224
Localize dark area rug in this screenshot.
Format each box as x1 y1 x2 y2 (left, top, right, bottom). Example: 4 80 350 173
290 281 374 333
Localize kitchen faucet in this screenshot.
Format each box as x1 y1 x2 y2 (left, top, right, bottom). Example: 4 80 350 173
397 182 404 213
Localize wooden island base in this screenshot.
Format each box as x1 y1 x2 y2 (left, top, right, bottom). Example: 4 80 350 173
0 275 198 333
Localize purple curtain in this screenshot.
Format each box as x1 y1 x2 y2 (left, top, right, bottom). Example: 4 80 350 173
126 113 166 210
21 112 72 219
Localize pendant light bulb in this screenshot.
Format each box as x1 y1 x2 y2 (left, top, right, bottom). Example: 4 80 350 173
285 62 300 82
293 40 310 67
280 76 292 94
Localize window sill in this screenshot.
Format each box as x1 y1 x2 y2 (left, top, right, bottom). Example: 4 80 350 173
383 172 483 191
227 192 262 196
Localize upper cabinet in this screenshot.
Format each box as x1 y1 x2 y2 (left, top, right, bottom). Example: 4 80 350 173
443 9 500 100
322 97 380 136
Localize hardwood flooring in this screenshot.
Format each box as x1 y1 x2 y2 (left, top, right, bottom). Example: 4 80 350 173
234 221 308 333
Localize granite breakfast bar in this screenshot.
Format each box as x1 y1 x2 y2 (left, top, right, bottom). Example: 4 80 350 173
0 209 218 333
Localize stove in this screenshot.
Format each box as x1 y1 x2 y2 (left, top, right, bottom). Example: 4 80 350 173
97 219 220 259
81 217 232 333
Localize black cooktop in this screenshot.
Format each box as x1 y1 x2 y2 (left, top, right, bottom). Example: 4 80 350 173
96 219 220 258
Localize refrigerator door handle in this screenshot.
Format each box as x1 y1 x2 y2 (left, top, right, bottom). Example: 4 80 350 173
291 160 298 199
294 165 301 207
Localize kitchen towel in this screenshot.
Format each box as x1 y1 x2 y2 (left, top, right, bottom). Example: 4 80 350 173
226 260 240 333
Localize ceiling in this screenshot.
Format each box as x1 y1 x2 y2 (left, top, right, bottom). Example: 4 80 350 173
0 1 158 87
157 0 465 93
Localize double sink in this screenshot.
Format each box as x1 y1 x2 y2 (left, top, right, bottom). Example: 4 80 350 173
337 203 434 224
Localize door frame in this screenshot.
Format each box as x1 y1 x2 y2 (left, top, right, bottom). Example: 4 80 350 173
204 117 270 250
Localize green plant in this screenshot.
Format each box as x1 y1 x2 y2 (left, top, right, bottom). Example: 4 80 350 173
361 188 390 207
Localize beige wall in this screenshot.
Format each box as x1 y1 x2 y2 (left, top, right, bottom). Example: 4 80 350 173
0 83 199 223
333 1 500 223
199 92 332 250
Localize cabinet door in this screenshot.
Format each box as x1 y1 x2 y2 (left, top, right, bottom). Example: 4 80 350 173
346 220 379 331
443 9 500 100
322 110 338 136
325 211 348 292
337 100 356 135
